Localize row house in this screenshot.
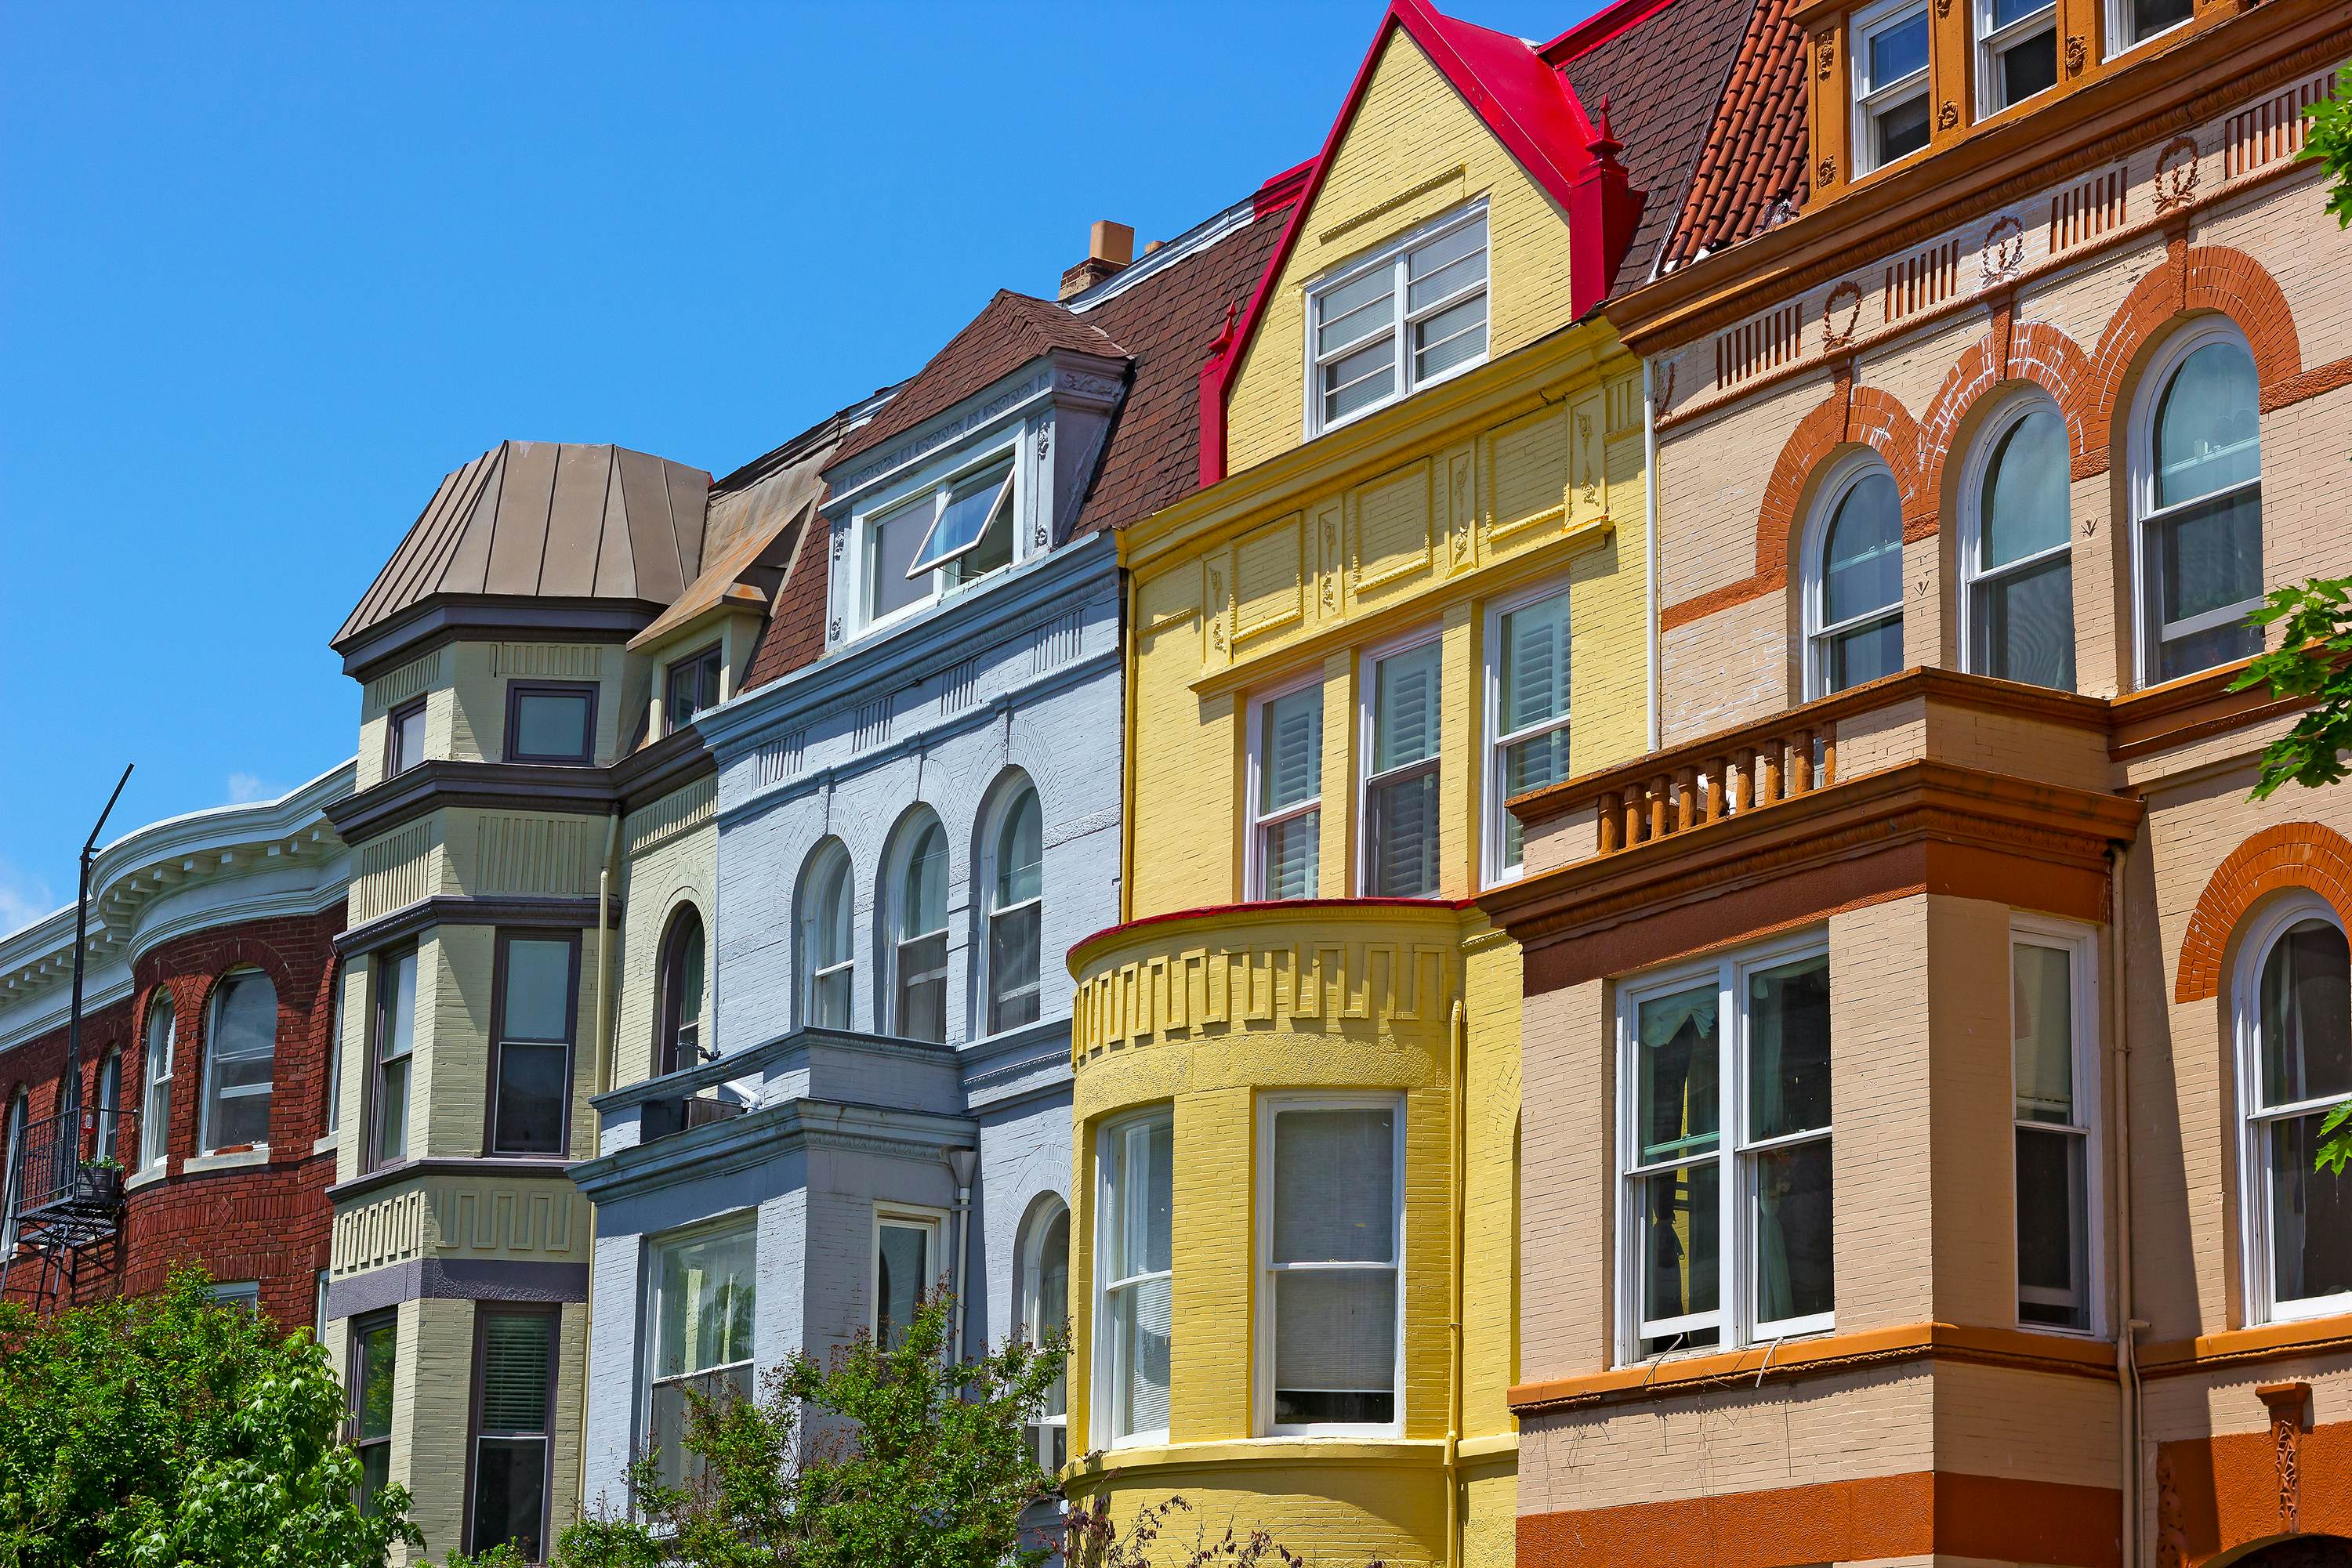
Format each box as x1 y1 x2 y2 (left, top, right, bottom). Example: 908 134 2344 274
1489 1 2352 1566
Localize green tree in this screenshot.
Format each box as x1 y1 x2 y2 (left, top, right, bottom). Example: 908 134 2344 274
542 1291 1064 1568
2307 63 2352 230
0 1267 422 1568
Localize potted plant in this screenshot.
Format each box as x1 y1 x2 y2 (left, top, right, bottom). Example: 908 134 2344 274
75 1155 124 1209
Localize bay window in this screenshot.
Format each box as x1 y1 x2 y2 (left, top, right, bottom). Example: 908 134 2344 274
351 1312 398 1514
1306 204 1488 433
873 1208 944 1349
1096 1110 1172 1446
1248 679 1322 901
1019 1201 1071 1471
468 1308 556 1562
665 645 723 734
504 683 596 766
2013 922 2098 1332
2237 898 2352 1324
1806 458 1905 697
799 842 854 1030
489 933 578 1157
1488 584 1572 882
386 699 427 777
1259 1096 1402 1433
370 949 417 1170
1621 939 1833 1360
1852 0 1933 172
1362 636 1442 898
140 994 174 1171
646 1221 756 1489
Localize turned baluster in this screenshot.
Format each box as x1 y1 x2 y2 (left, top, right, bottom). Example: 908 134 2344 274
1623 788 1644 846
1733 748 1756 813
1673 767 1697 831
1759 741 1783 804
1647 775 1671 840
1792 728 1815 794
1599 791 1622 853
1821 730 1837 788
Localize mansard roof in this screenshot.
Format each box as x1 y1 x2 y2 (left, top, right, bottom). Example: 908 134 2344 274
336 440 712 657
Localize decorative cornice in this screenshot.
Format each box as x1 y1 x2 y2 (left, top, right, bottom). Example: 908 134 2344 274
325 1153 581 1207
327 759 621 842
332 894 609 957
569 1095 977 1205
334 595 652 680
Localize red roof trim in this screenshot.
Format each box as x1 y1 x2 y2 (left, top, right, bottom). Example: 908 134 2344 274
1538 0 1685 66
1196 0 1632 487
1254 158 1317 217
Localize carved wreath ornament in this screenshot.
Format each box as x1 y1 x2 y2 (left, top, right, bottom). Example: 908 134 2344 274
1821 281 1864 349
1979 215 2025 286
2154 134 2202 212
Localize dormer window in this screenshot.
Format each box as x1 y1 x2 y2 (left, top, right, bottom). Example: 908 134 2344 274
1307 204 1488 435
1976 0 2057 114
1852 0 1932 173
665 644 723 734
862 457 1018 628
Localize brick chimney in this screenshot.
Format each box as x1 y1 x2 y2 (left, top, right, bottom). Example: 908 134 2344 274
1059 219 1134 300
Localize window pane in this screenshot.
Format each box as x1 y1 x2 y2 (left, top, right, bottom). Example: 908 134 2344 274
1875 92 1932 162
2129 0 2191 37
902 824 947 936
1366 769 1440 897
876 1222 930 1347
1981 554 2076 690
2157 488 2264 630
142 1002 173 1168
361 1443 391 1515
1111 1273 1172 1436
673 920 705 1030
513 691 591 761
212 973 278 1060
2156 342 2260 508
1823 473 1903 625
1997 24 2057 103
1829 615 1905 693
813 968 851 1030
469 1436 548 1561
988 904 1042 1034
1259 687 1322 816
480 1313 552 1432
1317 266 1396 356
1116 1118 1174 1280
1502 592 1571 737
2258 920 2352 1110
1640 1162 1720 1342
2017 1124 2089 1328
1273 1108 1393 1264
358 1321 397 1441
1747 955 1830 1142
995 793 1042 909
1322 335 1396 423
1373 643 1441 773
1636 985 1720 1166
391 704 427 773
914 466 1013 574
2013 943 2075 1123
2268 1113 2352 1305
1868 7 1929 83
868 498 932 618
1413 295 1487 382
1983 409 2069 568
1261 813 1320 901
500 940 573 1043
1501 730 1570 870
655 1227 756 1378
1406 217 1485 308
1273 1270 1396 1425
382 952 418 1060
1752 1139 1835 1324
375 1056 411 1166
897 933 948 1043
207 1082 271 1150
1986 0 2051 26
494 1042 567 1154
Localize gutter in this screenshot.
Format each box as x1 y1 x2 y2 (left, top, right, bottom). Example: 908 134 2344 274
1444 998 1468 1568
2110 841 2145 1566
1641 357 1662 752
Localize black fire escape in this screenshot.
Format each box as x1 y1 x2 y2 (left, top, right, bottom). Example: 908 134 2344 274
0 1103 131 1316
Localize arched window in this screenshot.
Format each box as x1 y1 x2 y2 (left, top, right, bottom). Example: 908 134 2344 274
798 842 854 1030
1962 395 2074 690
983 785 1043 1036
2237 897 2352 1324
201 969 278 1154
2134 324 2263 686
94 1050 123 1164
1804 458 1904 697
656 907 708 1077
1 1092 25 1257
140 993 174 1171
886 814 950 1044
1017 1197 1071 1470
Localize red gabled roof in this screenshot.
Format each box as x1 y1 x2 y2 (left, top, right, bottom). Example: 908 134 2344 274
1198 0 1643 485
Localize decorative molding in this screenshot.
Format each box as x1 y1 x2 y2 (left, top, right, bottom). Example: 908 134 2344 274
1978 214 2025 286
1937 100 1959 132
364 649 442 712
332 894 607 957
2064 34 2086 74
1315 163 1467 246
1821 280 1864 349
488 642 600 679
2154 132 2202 211
2257 1382 2310 1535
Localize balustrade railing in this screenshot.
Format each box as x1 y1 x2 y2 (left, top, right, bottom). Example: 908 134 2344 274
1593 725 1835 854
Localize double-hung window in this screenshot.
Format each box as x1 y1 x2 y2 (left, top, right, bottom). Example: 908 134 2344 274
1260 1096 1402 1433
2236 899 2352 1323
1621 940 1833 1360
1307 205 1488 433
2107 0 2191 54
985 789 1043 1034
489 934 578 1157
95 1050 122 1163
646 1222 756 1490
468 1308 556 1561
2135 326 2264 686
657 908 706 1077
1096 1111 1173 1446
665 645 723 734
1488 585 1572 882
322 968 344 1139
1362 636 1442 898
2013 922 2098 1332
1976 0 2057 114
874 1207 944 1349
1964 397 2075 690
370 950 418 1169
890 818 950 1043
1248 680 1322 900
1807 460 1905 697
201 969 277 1153
864 458 1017 628
140 994 174 1171
386 699 427 777
800 843 855 1030
1852 0 1933 173
351 1312 398 1514
1020 1202 1071 1470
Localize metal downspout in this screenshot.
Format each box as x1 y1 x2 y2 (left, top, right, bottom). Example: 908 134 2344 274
1641 359 1662 753
1446 996 1467 1567
2110 842 2144 1566
577 801 620 1526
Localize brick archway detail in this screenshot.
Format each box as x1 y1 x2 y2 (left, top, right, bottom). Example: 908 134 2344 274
1918 318 2097 500
2174 823 2352 1003
2086 241 2303 477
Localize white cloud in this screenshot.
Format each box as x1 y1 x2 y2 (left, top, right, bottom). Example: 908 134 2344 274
0 860 58 941
226 772 277 804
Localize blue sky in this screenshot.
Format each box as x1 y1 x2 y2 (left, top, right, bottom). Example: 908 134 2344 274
0 0 1589 929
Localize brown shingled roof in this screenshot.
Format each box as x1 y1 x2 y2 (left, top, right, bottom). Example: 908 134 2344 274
1557 0 1757 294
828 291 1129 469
1651 0 1809 276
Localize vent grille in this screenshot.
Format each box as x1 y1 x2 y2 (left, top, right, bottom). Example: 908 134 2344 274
2049 168 2126 253
2227 75 2333 177
1882 240 1959 324
1714 302 1803 390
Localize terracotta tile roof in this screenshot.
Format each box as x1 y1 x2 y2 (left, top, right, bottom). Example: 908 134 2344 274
1068 202 1285 538
1557 0 1757 294
1651 0 1810 276
828 291 1129 469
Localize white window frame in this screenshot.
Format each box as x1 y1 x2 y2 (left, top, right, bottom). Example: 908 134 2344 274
871 1203 948 1343
850 442 1024 639
640 1214 758 1486
321 965 344 1140
1615 930 1836 1367
1974 0 2059 117
1959 389 2075 688
1254 1091 1406 1438
1017 1197 1071 1471
1850 0 1934 176
199 968 275 1156
1303 200 1490 438
1484 578 1575 888
1093 1107 1174 1450
1357 625 1446 899
95 1048 123 1163
2233 893 2352 1326
1 1093 25 1256
1245 671 1325 902
882 813 951 1043
979 780 1044 1038
2102 0 2194 59
2128 319 2265 692
2010 915 2104 1337
798 840 856 1031
1801 452 1906 701
140 993 174 1171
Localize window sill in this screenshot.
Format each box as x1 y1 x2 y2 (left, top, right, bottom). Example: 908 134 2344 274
312 1132 341 1158
183 1146 272 1176
1068 1434 1453 1478
126 1164 168 1193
